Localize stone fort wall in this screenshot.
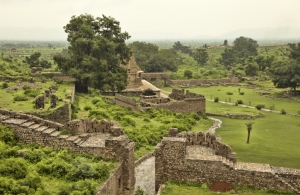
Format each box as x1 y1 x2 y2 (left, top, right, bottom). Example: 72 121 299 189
113 90 206 114
0 109 135 195
155 128 300 194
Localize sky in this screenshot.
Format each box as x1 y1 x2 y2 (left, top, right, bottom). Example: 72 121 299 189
0 0 300 40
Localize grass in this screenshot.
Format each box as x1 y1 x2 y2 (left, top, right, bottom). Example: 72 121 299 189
163 85 300 115
161 181 295 195
0 81 73 113
214 111 300 169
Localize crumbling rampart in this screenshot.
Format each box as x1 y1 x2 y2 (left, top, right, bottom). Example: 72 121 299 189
155 128 300 194
0 109 135 195
113 94 141 111
113 89 206 114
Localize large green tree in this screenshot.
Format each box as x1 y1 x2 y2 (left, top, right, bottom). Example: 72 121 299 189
26 52 41 67
193 48 208 65
220 36 259 67
128 41 179 72
233 36 259 59
270 43 300 92
172 41 191 55
53 14 131 93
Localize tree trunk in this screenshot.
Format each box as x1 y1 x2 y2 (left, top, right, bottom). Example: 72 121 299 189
75 81 88 93
247 130 251 143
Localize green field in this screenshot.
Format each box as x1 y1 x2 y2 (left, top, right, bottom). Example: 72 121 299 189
0 81 73 113
163 85 300 115
214 112 300 169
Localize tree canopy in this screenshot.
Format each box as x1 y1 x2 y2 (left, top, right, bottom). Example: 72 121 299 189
172 41 191 55
220 36 259 67
233 36 259 59
270 43 300 91
25 52 52 68
128 41 179 72
193 48 208 65
53 14 131 93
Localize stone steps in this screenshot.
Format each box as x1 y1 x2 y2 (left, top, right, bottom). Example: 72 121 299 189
275 175 300 194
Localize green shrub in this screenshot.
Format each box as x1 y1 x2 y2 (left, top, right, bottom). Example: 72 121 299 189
239 92 245 95
281 109 286 115
1 82 8 89
214 97 219 102
143 118 150 122
24 88 40 98
255 104 265 110
92 98 101 105
83 105 92 111
22 85 31 90
226 91 233 95
13 94 28 101
236 99 243 104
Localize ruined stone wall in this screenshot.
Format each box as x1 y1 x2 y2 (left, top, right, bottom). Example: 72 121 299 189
113 94 142 111
140 97 170 105
0 109 135 195
96 164 123 195
155 131 300 194
34 103 71 124
141 72 171 87
0 76 33 82
115 94 137 106
151 98 206 113
272 167 300 187
170 77 239 87
207 112 264 119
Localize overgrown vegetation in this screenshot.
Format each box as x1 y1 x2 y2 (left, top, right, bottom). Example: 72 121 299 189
73 92 209 159
0 125 116 194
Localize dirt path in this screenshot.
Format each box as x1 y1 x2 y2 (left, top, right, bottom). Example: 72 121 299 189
207 117 222 134
134 156 156 195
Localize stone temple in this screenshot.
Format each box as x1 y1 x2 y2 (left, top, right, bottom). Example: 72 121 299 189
120 56 160 97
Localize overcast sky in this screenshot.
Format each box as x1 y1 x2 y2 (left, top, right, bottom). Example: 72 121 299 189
0 0 300 40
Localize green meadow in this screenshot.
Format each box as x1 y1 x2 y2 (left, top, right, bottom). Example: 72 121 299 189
0 81 73 112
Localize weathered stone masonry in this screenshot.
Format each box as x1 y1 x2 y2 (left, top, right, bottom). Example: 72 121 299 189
155 128 300 194
113 89 206 114
0 109 135 195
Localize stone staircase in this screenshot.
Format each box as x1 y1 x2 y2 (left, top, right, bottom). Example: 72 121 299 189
274 175 300 194
0 114 87 147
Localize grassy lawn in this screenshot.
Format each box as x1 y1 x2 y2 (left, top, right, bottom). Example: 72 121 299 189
161 181 295 195
206 101 260 115
214 111 300 169
162 85 300 115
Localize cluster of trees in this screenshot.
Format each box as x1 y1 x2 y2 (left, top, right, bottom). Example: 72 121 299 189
0 125 114 195
51 13 299 92
25 52 52 68
128 41 180 72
